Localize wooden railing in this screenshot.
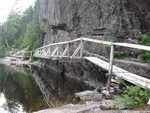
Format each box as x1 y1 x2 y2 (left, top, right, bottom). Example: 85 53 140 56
34 37 150 90
34 37 150 65
34 37 150 76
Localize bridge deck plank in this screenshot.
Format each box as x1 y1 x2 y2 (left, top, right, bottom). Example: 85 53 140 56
85 57 150 89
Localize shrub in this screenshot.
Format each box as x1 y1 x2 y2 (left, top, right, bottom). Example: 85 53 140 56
138 34 150 63
121 85 150 109
24 51 31 57
114 51 126 58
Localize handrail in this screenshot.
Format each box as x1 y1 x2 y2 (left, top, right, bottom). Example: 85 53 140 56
114 42 150 51
34 37 150 90
36 37 150 52
37 38 82 50
82 37 113 45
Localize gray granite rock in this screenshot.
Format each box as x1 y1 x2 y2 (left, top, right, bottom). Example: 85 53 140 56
75 90 103 102
100 97 127 110
37 0 150 45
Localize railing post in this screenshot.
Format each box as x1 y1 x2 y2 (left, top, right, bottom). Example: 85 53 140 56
80 39 84 57
106 44 114 91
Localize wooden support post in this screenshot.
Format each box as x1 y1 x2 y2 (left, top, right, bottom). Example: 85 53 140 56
80 39 84 57
106 45 114 91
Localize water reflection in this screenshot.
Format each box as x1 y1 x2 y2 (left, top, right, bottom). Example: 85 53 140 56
31 62 93 107
0 93 25 113
0 61 94 113
0 64 48 113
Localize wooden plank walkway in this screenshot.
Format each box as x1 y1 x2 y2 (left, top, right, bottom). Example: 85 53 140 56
85 57 150 89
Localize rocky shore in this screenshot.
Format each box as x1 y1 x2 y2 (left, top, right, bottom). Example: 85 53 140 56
35 90 150 113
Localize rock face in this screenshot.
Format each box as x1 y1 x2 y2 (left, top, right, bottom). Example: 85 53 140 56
30 58 107 106
38 0 150 45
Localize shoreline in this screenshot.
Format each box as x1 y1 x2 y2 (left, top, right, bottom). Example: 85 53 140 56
0 57 32 66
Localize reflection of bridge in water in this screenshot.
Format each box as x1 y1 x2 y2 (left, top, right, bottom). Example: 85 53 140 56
34 37 150 89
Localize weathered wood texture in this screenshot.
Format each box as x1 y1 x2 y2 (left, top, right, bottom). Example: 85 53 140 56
85 57 150 89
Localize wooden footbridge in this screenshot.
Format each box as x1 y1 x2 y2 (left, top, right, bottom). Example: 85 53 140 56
34 37 150 89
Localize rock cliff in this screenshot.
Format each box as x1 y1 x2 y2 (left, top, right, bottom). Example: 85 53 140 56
38 0 150 45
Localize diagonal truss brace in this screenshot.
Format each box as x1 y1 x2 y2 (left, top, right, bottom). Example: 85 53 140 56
61 44 69 57
71 43 83 57
51 47 59 57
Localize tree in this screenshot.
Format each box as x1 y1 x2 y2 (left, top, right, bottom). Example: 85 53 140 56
0 5 41 53
0 12 22 48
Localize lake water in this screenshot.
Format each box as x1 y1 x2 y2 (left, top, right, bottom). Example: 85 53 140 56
0 63 91 113
0 64 49 113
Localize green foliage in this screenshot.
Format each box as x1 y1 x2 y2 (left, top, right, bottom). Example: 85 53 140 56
21 12 41 51
0 44 7 57
0 5 42 52
138 34 150 46
24 51 31 57
121 85 150 109
116 79 127 86
0 12 21 48
114 51 126 58
0 44 6 50
138 34 150 63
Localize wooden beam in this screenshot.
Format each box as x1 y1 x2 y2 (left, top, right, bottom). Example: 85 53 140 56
61 44 69 57
114 42 150 51
106 45 114 91
51 47 59 57
37 38 82 50
72 43 82 57
82 37 112 45
47 47 51 55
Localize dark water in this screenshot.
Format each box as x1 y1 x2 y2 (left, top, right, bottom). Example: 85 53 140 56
0 64 48 113
0 63 92 113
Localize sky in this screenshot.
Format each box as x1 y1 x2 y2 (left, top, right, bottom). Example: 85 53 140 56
0 0 36 23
